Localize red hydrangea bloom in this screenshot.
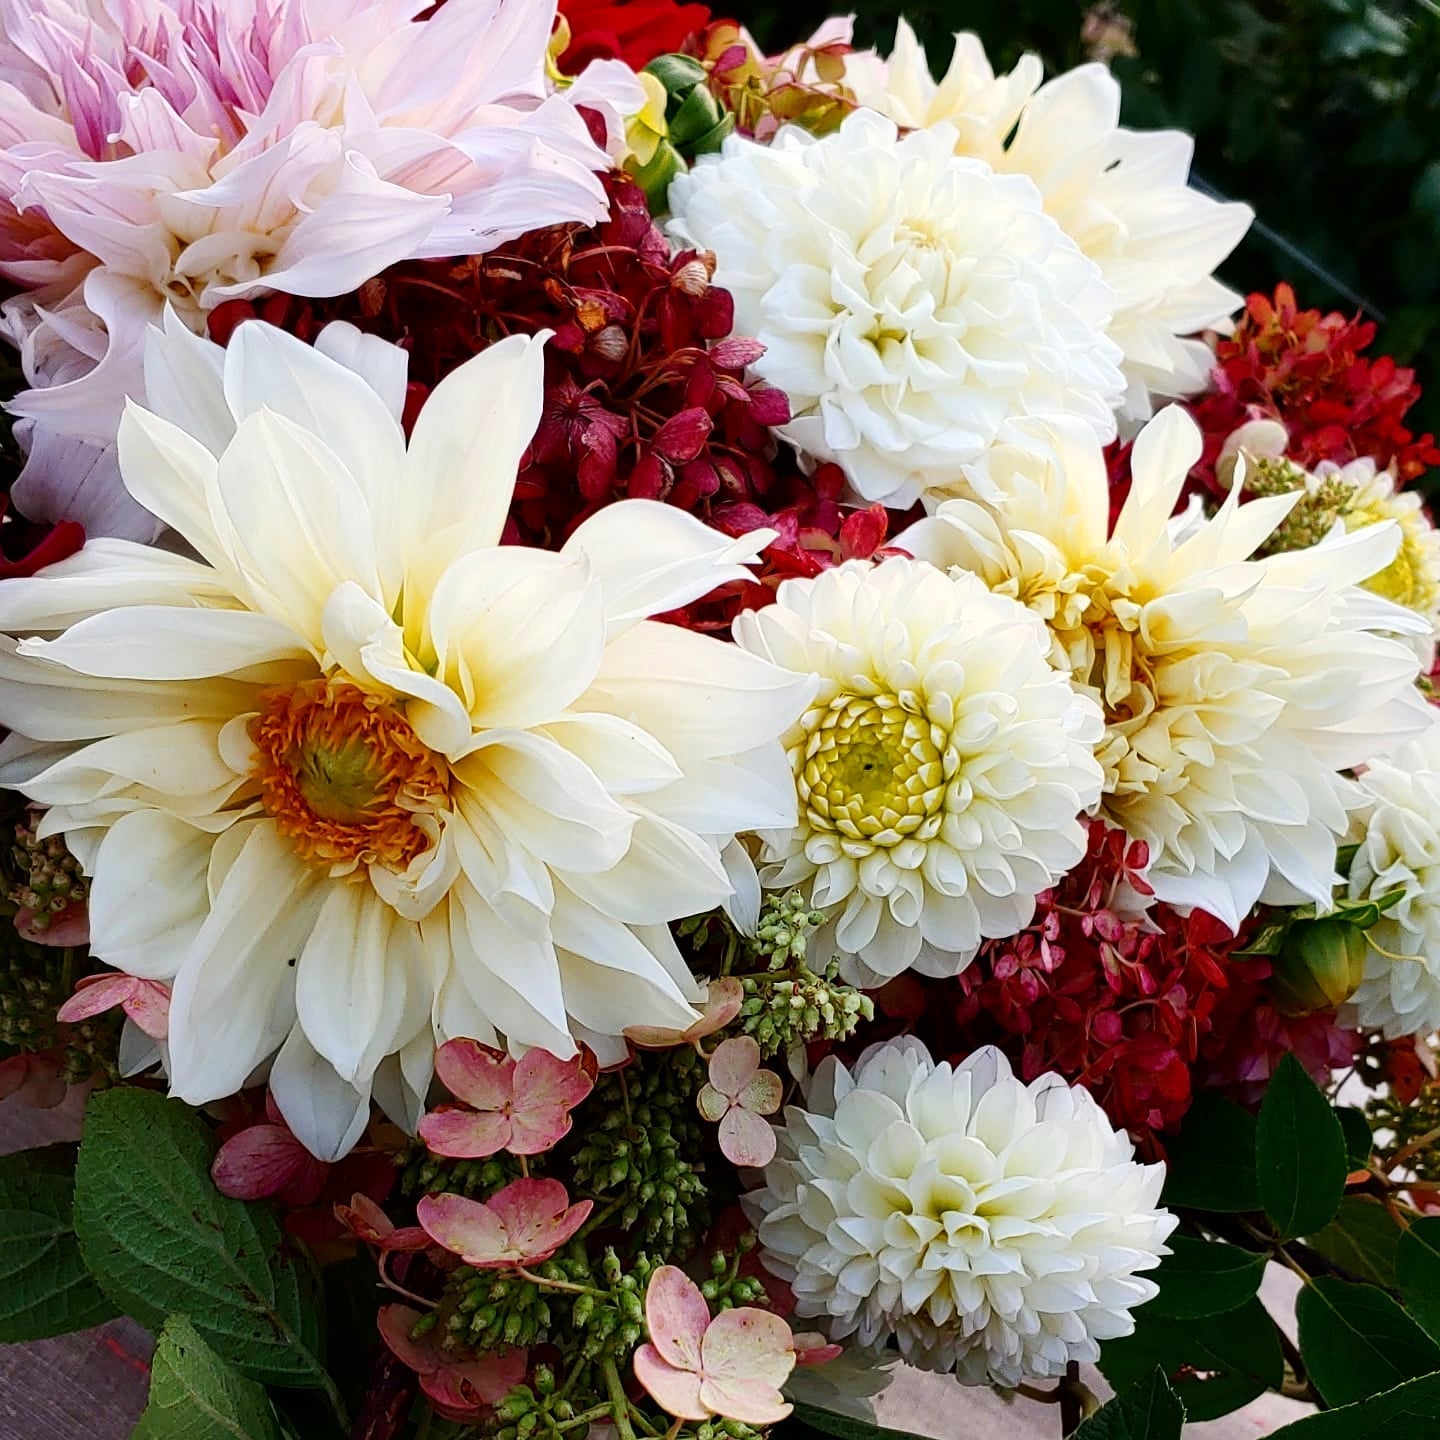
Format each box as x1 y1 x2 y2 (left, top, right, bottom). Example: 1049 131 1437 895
557 0 710 71
1190 283 1440 494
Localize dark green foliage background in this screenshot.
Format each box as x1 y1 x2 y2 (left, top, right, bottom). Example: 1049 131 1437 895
737 0 1440 438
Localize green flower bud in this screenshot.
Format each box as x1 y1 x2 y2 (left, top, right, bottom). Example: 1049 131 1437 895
1270 916 1370 1016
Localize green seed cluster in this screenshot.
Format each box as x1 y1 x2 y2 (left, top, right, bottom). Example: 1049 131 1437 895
398 1144 522 1200
5 808 88 933
443 1264 558 1354
0 928 117 1083
1245 457 1356 557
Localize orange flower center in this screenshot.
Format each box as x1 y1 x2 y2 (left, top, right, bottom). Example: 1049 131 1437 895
251 680 449 872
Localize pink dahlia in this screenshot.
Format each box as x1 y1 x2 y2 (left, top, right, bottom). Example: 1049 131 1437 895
0 0 638 539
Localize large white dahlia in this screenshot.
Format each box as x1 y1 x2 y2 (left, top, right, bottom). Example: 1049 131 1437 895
902 407 1431 930
732 558 1103 985
746 1039 1175 1387
0 0 638 542
1344 718 1440 1038
666 109 1125 511
846 21 1254 420
0 315 811 1158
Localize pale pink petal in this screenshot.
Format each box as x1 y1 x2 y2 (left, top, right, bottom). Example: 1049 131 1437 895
420 1368 486 1418
718 1106 778 1168
120 980 170 1040
700 1308 795 1422
434 1038 514 1111
377 1305 440 1376
697 1373 792 1426
16 903 90 947
625 976 744 1050
508 1048 593 1154
452 1346 528 1404
334 1193 394 1245
696 1083 730 1124
211 1124 318 1201
505 1102 573 1156
708 1036 762 1099
793 1334 843 1366
486 1178 593 1264
418 1105 513 1159
737 1069 783 1118
55 973 136 1025
417 1192 511 1265
633 1344 710 1421
644 1265 710 1372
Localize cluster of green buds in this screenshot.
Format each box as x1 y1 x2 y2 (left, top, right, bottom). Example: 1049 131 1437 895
442 1263 559 1353
0 930 116 1082
571 1051 710 1251
624 55 733 210
489 1362 605 1440
398 1144 520 1201
5 806 88 934
1245 455 1355 557
698 1235 769 1313
568 1247 661 1364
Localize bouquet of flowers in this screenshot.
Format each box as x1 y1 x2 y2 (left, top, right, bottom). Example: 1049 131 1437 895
3 4 1440 1438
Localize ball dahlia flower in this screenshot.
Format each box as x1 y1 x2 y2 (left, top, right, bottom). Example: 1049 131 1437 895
1345 718 1440 1039
666 109 1126 511
0 315 810 1158
845 21 1254 421
0 0 638 541
746 1038 1176 1387
903 406 1431 930
732 556 1104 984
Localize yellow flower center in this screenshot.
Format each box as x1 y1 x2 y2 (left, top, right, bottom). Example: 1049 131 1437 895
251 680 449 872
1345 501 1437 613
797 692 949 845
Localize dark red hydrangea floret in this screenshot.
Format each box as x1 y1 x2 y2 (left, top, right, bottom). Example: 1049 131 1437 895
557 0 711 71
1189 283 1440 496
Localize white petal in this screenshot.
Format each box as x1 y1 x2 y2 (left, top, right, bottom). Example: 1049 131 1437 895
142 306 233 455
314 321 409 423
268 1025 375 1162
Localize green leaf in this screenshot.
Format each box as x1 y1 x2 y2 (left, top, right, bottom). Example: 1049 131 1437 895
1145 1236 1265 1320
1310 1197 1403 1288
1255 1053 1348 1238
1335 1107 1373 1170
786 1403 922 1440
1100 1296 1284 1421
0 1143 117 1341
1297 1277 1440 1406
1267 1370 1440 1436
73 1088 329 1391
1071 1368 1185 1440
132 1315 283 1440
1397 1217 1440 1345
1160 1094 1260 1213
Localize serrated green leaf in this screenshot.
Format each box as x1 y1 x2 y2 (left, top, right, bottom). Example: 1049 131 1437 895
1268 1370 1440 1436
1297 1277 1440 1407
1145 1236 1265 1320
1100 1296 1284 1422
1310 1197 1403 1289
1397 1217 1440 1345
1334 1107 1373 1170
0 1143 117 1341
785 1402 922 1440
1160 1093 1260 1213
1256 1053 1348 1239
73 1088 329 1391
132 1316 283 1440
1072 1368 1185 1440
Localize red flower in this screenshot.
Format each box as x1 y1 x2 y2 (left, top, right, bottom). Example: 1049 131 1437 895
557 0 710 71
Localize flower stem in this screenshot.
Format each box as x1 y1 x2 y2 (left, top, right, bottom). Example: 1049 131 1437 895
514 1264 606 1297
602 1356 638 1440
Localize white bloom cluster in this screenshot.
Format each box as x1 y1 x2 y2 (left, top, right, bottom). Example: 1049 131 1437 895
748 1039 1176 1387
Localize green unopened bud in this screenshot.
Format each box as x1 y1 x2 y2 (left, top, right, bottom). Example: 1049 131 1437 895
1270 916 1369 1015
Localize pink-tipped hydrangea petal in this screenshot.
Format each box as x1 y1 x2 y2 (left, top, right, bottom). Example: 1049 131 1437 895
457 1346 528 1404
418 1104 513 1159
377 1304 440 1375
633 1343 709 1421
697 1373 792 1427
643 1265 710 1372
485 1177 593 1264
506 1048 594 1154
211 1124 321 1202
792 1333 843 1366
625 977 744 1049
122 980 171 1039
737 1069 783 1117
696 1082 730 1124
417 1191 511 1265
15 904 90 947
699 1308 795 1423
717 1105 778 1168
421 1368 486 1415
435 1038 515 1111
55 974 136 1026
707 1036 761 1097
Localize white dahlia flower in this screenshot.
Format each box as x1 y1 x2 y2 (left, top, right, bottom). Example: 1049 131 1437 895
845 21 1254 420
666 109 1125 511
746 1039 1176 1387
1345 719 1440 1038
0 0 640 542
733 558 1103 985
902 407 1431 931
0 315 810 1159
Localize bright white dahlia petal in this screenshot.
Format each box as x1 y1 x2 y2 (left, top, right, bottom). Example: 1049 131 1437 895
667 110 1125 510
847 22 1253 419
0 320 805 1157
747 1040 1176 1387
733 557 1103 983
1344 718 1440 1038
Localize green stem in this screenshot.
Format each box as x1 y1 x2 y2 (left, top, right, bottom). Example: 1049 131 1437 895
602 1357 637 1440
514 1264 607 1297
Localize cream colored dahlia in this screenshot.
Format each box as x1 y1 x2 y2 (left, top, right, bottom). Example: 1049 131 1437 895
746 1039 1176 1387
0 315 811 1157
902 407 1431 931
1344 719 1440 1038
732 558 1103 984
846 21 1253 420
666 110 1125 510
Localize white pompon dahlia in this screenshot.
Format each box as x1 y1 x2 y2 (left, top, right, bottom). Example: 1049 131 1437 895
666 110 1125 511
732 558 1103 985
746 1039 1176 1387
1344 719 1440 1038
0 0 639 541
902 407 1432 931
846 21 1252 420
0 315 811 1159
